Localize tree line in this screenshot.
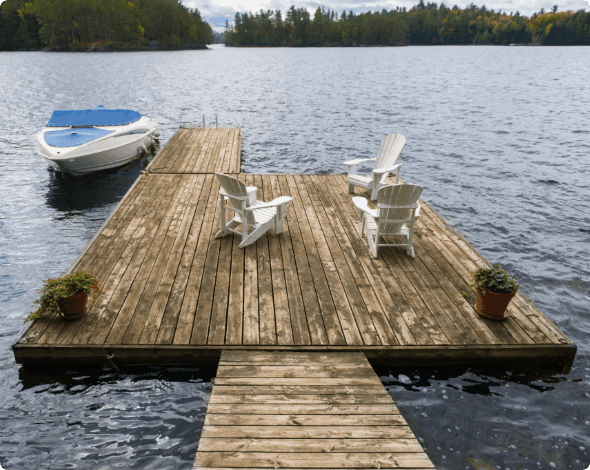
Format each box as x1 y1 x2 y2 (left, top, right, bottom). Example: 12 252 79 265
0 0 212 51
224 3 590 46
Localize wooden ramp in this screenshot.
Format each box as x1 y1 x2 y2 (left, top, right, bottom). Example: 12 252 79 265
13 128 575 370
195 350 434 470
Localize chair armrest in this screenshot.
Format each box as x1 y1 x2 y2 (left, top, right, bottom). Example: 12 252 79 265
246 186 257 204
245 196 293 211
352 197 379 219
219 187 258 203
372 163 402 176
344 158 376 175
344 157 376 166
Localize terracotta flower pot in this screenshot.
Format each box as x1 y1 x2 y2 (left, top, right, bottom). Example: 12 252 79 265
475 287 518 320
57 292 89 320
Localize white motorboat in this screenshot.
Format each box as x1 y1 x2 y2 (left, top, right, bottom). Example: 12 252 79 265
35 106 159 176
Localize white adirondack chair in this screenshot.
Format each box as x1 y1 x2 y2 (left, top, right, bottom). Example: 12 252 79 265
344 134 406 200
215 173 293 248
353 184 422 259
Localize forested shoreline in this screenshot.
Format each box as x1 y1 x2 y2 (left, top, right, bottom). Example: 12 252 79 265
225 3 590 46
1 0 589 51
0 0 212 51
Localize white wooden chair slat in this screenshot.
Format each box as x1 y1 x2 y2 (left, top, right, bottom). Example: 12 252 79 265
215 173 293 248
345 134 406 200
352 184 422 259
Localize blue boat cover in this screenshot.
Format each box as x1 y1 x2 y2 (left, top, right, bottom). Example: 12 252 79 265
46 106 141 127
44 128 114 148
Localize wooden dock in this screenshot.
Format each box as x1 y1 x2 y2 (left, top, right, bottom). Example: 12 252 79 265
145 127 242 174
13 127 575 370
194 350 435 470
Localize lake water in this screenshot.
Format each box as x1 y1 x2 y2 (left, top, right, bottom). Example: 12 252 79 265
0 45 589 469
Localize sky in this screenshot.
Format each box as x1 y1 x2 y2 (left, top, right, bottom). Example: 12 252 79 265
195 0 590 30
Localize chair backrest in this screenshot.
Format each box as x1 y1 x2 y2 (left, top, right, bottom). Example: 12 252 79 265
377 184 422 234
215 173 256 225
374 134 406 170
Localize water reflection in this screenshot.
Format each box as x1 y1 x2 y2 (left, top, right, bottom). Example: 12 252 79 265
43 151 156 215
377 365 590 470
18 363 217 392
0 365 217 469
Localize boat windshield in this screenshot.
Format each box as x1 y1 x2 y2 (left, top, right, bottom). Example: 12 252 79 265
46 107 141 127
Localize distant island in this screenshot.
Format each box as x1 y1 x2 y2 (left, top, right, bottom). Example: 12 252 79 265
224 3 590 47
1 0 588 51
0 0 212 51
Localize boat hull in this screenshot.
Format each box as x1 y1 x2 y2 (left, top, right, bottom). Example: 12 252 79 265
36 116 159 176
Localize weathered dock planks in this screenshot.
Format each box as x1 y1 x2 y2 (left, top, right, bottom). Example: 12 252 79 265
13 128 575 369
146 127 242 174
194 350 435 470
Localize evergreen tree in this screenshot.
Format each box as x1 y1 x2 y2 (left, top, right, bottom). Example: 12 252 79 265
13 1 584 50
0 0 42 50
0 0 212 50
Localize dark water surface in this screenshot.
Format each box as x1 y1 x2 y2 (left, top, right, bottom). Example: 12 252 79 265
0 45 589 469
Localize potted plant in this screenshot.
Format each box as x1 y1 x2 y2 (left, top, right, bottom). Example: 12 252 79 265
26 271 100 322
470 263 519 320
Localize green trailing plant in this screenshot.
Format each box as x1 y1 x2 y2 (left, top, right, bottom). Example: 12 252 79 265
469 263 519 295
25 271 100 322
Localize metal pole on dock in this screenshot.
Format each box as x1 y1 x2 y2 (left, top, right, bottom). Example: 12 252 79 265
202 114 205 127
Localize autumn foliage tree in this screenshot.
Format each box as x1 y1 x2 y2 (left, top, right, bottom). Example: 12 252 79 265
527 10 590 44
224 3 590 46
